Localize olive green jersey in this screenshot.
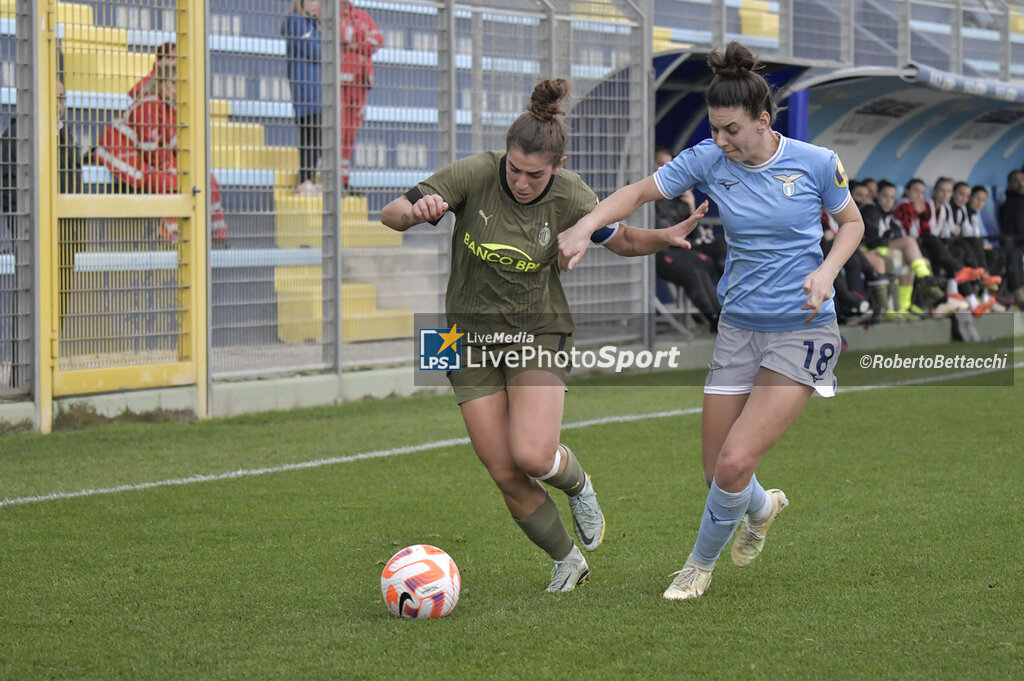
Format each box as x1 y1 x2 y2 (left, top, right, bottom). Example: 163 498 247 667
417 151 599 335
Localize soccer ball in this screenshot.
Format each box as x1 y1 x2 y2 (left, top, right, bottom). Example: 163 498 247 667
381 544 461 619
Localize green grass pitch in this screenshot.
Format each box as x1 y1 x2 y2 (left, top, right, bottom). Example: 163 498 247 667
1 340 1021 680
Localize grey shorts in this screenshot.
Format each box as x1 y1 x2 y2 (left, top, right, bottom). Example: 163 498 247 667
705 320 841 397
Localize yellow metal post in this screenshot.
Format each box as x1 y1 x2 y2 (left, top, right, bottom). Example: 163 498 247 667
35 0 57 433
179 0 209 418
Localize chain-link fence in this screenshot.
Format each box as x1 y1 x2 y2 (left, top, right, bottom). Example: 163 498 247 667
3 0 1023 427
0 1 33 399
650 0 1022 80
200 0 650 375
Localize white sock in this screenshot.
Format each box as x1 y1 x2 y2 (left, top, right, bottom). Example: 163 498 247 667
558 545 584 564
967 293 979 310
748 497 774 525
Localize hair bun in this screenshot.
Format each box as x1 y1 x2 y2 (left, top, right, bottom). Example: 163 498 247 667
526 78 571 121
707 41 759 78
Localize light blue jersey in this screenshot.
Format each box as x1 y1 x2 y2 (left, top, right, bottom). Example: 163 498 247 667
654 136 852 332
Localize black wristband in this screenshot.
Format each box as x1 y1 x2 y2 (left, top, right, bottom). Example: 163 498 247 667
402 186 443 226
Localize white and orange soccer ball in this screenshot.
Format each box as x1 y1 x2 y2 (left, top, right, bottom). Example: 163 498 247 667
380 544 461 619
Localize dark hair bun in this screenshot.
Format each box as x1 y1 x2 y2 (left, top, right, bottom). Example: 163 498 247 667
707 41 759 78
527 78 571 120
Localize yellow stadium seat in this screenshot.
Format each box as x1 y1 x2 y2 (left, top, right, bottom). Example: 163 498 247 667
209 100 232 120
61 24 128 48
212 145 299 170
740 0 779 39
572 1 626 21
653 26 690 53
62 46 152 94
273 192 402 249
275 268 413 344
1012 8 1024 34
210 122 266 149
55 1 95 27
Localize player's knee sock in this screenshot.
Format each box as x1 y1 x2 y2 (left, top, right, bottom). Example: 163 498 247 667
541 443 586 497
692 479 752 565
514 493 574 560
910 257 932 279
898 284 914 312
746 474 771 524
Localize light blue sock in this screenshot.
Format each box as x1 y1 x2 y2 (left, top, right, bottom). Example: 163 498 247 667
746 474 769 522
691 480 752 565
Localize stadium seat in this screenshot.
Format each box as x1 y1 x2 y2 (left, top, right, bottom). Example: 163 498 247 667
1012 7 1024 34
275 268 412 344
210 121 266 149
652 25 689 53
572 1 627 21
740 0 780 40
273 190 402 249
55 1 95 28
62 45 151 94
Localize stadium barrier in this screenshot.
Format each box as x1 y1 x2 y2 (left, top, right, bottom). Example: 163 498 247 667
2 0 1022 431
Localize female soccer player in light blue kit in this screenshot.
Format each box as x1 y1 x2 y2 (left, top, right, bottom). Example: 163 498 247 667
558 41 864 600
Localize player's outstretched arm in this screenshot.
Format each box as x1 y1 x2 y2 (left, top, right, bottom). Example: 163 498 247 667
381 193 449 232
603 200 708 257
558 175 663 270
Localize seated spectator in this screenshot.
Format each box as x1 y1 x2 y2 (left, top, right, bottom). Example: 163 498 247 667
129 42 176 102
916 177 981 287
849 179 871 207
861 177 877 202
865 180 943 319
96 64 226 243
948 181 1002 292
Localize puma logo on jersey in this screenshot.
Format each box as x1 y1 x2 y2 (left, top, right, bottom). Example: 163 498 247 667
478 210 493 226
773 173 805 197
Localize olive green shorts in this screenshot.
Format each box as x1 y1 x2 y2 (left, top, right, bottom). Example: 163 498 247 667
448 333 573 404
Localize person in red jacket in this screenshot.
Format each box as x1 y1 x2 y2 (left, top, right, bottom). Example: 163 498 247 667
339 0 381 189
128 41 176 103
96 64 226 243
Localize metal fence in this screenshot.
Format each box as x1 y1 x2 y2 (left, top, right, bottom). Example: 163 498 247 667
650 0 1024 80
3 0 1023 427
203 0 650 376
0 1 33 399
0 0 651 425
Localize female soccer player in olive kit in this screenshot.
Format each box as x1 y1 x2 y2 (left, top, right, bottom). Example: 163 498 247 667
559 42 864 600
382 79 706 592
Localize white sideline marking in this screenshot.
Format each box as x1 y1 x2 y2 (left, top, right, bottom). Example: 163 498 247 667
0 409 701 508
2 357 1020 508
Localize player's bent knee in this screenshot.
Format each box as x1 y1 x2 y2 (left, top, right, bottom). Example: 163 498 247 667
510 442 560 479
714 453 754 490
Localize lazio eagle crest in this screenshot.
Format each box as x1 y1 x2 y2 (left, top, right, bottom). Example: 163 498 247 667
773 172 805 197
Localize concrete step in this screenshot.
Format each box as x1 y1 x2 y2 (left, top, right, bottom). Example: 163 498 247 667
342 245 446 315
